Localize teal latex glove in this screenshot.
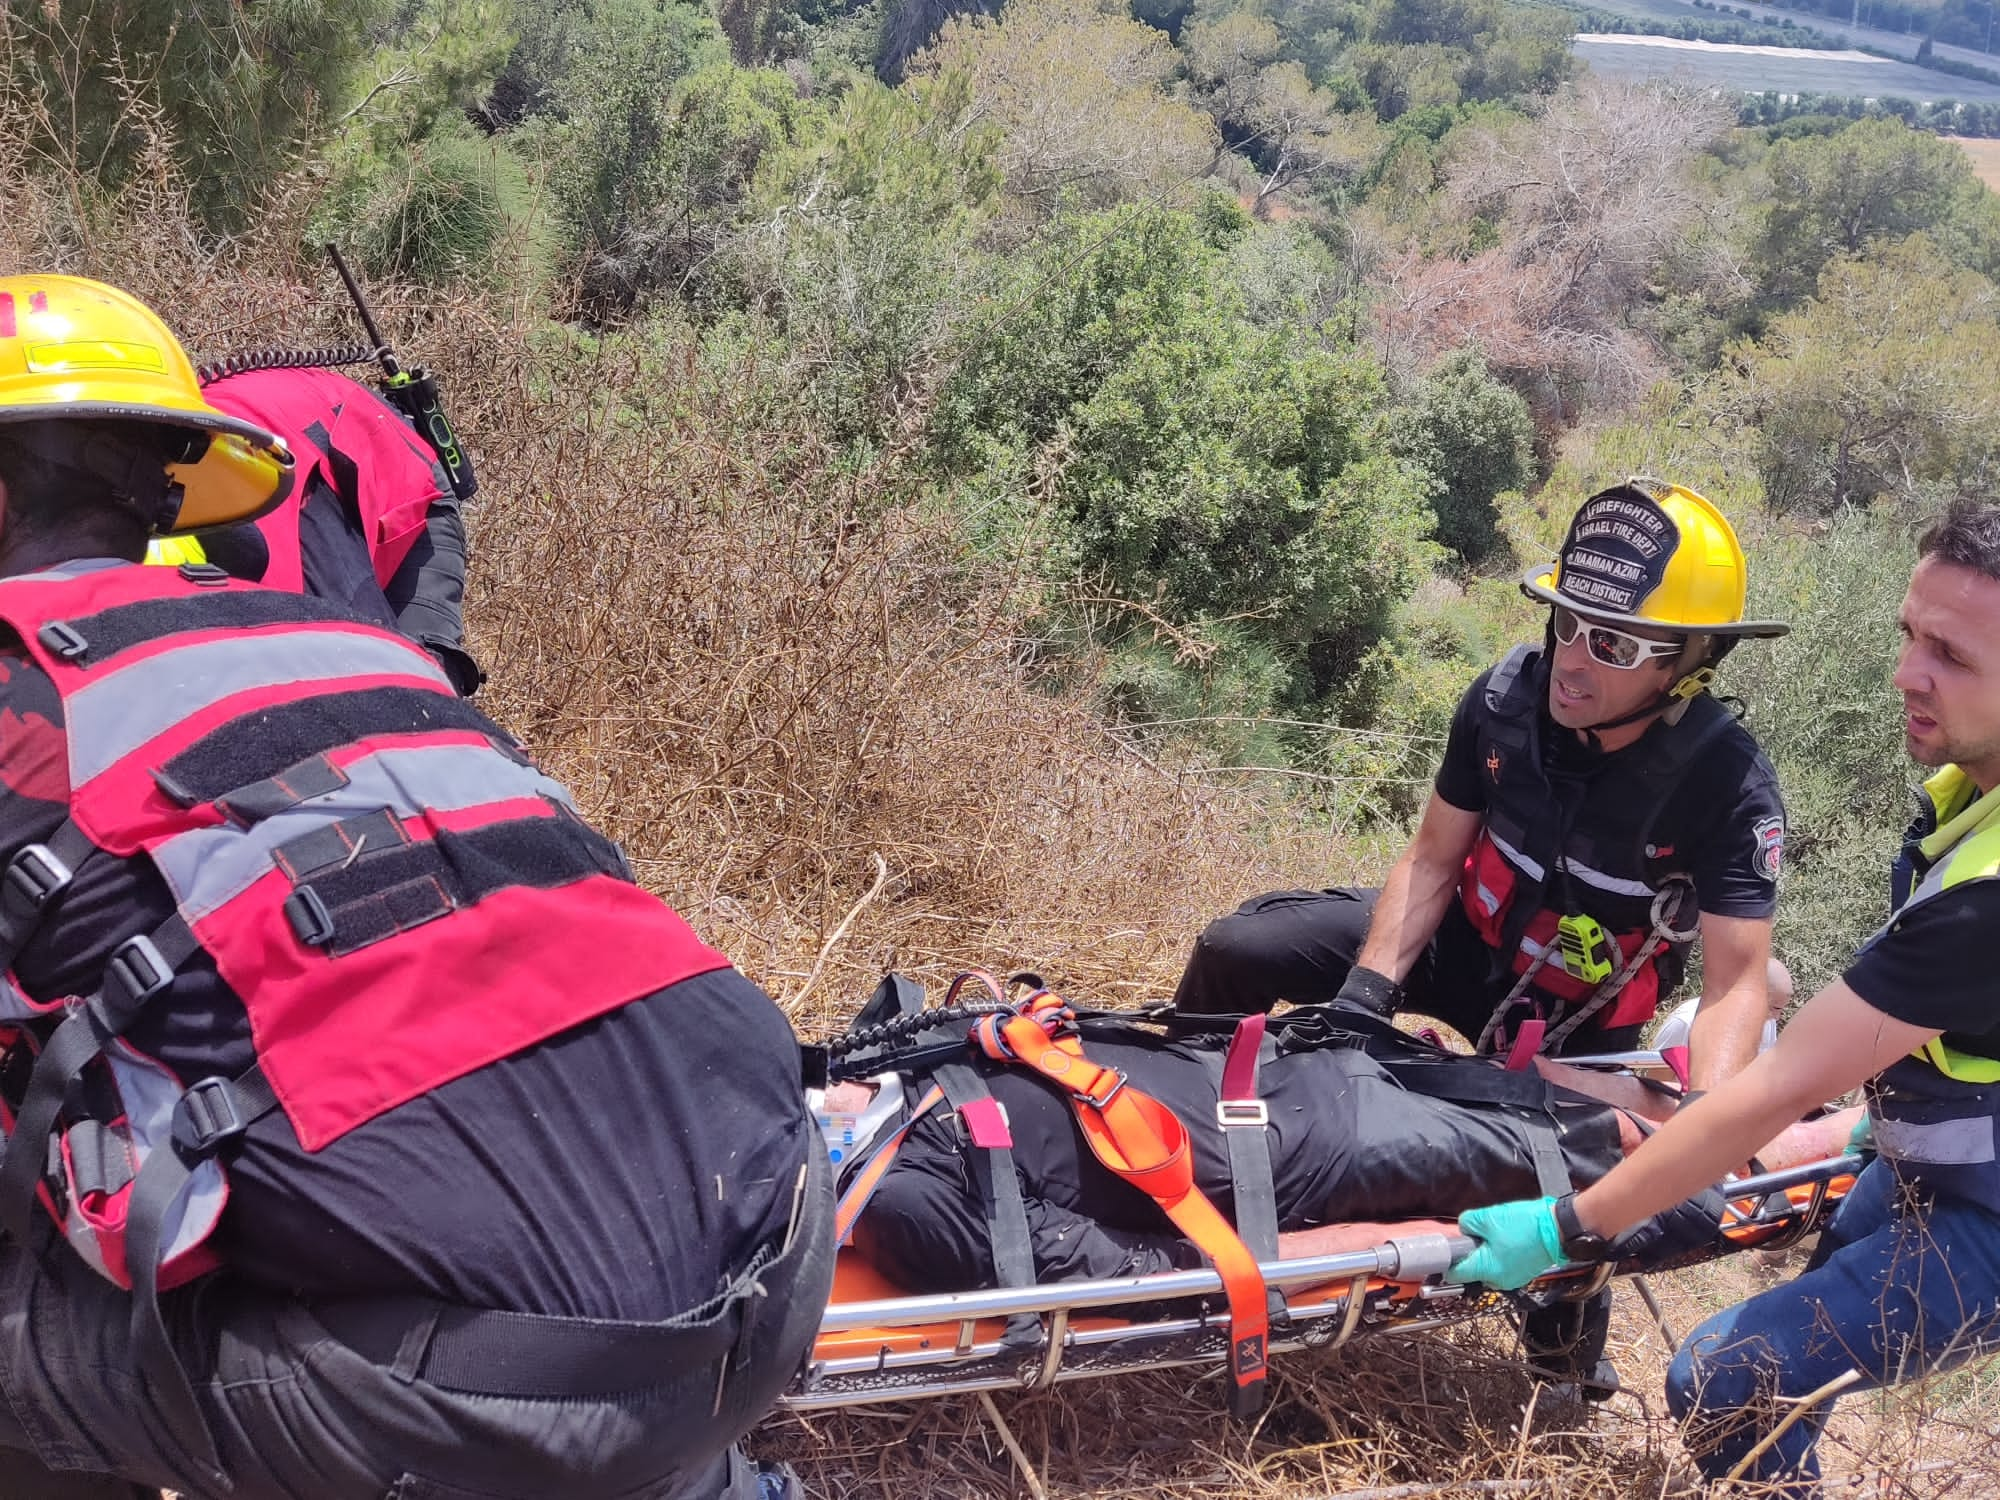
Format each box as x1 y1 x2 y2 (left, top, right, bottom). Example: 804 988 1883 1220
1447 1196 1565 1290
1847 1112 1874 1156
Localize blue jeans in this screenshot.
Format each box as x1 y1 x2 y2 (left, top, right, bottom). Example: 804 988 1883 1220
1664 1160 2000 1497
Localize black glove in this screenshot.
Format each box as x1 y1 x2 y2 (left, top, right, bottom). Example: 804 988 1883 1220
1334 965 1403 1018
1607 1185 1729 1267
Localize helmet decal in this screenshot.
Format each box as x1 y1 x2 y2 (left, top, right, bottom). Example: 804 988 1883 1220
1556 486 1681 618
1520 476 1789 641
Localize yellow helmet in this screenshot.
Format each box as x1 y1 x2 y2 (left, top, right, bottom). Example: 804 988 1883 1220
1521 478 1788 640
0 275 292 534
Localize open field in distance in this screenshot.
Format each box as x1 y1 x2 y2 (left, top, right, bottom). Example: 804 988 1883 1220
1574 34 2000 98
1951 134 2000 187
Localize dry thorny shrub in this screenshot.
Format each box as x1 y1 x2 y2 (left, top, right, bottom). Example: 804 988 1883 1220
462 326 1340 1037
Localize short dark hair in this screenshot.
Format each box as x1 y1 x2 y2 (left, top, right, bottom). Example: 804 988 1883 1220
1918 502 2000 584
0 419 181 562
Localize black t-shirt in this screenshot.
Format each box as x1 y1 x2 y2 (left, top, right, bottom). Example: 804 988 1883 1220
1432 665 1784 920
0 642 805 1320
1843 882 2000 1056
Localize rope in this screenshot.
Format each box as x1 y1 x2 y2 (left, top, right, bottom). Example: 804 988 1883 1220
823 1000 1014 1062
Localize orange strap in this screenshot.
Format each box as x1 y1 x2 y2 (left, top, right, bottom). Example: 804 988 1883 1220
977 996 1270 1402
832 1084 945 1246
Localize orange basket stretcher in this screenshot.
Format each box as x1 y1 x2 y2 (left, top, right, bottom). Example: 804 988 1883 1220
786 1045 1860 1412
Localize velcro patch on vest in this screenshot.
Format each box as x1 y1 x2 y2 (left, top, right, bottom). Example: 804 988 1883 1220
62 591 356 668
285 811 629 957
272 809 412 882
160 686 499 808
181 752 352 823
312 875 456 956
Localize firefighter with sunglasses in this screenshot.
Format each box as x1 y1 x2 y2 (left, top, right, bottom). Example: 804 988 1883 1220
1175 479 1791 1090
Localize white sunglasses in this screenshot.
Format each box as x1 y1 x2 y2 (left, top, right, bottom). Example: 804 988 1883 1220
1552 605 1686 671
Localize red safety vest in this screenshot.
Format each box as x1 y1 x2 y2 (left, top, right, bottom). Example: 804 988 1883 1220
1455 647 1738 1034
204 367 448 592
0 560 728 1290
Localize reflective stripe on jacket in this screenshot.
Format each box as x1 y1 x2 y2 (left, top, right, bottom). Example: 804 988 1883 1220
1865 764 2000 1212
0 560 729 1289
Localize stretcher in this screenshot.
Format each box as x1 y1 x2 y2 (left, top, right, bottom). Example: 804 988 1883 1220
786 1042 1860 1412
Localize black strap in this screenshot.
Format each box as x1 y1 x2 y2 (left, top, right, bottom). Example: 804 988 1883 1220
934 1063 1041 1351
205 752 352 824
61 1117 135 1201
310 1246 760 1399
1213 1020 1280 1263
1525 1114 1571 1199
0 917 198 1243
123 1066 282 1487
0 820 96 973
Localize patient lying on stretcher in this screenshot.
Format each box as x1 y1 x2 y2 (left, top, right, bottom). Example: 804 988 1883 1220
822 1009 1859 1294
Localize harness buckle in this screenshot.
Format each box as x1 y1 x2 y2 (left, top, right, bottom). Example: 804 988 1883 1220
35 621 89 661
1072 1070 1126 1112
284 887 337 949
172 1077 249 1156
93 934 175 1032
2 843 73 916
1215 1099 1269 1129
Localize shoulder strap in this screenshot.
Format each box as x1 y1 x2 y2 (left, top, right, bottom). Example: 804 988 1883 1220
831 1084 946 1245
1631 696 1747 858
123 1064 283 1486
1215 1015 1280 1263
0 820 98 975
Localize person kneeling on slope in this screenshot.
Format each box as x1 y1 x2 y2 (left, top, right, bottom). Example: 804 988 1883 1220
0 275 830 1500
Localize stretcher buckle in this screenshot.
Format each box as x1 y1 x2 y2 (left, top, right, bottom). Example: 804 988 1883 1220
1215 1099 1269 1129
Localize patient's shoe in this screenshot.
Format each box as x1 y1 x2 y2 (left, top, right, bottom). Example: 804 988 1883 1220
1520 1290 1619 1402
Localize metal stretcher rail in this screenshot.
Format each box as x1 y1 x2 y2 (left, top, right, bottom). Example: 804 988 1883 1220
787 1154 1863 1410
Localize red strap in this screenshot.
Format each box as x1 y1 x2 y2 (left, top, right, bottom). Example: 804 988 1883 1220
1503 1019 1546 1071
832 1085 945 1246
960 1097 1013 1149
1659 1043 1691 1092
1220 1013 1268 1102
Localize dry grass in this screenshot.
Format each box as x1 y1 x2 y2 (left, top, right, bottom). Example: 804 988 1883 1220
455 320 1370 1034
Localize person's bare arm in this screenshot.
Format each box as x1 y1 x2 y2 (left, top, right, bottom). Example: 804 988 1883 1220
1534 1055 1863 1165
1573 981 1934 1239
1683 912 1774 1090
1354 794 1484 983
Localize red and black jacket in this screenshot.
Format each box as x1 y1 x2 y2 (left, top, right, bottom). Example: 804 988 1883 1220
0 560 727 1292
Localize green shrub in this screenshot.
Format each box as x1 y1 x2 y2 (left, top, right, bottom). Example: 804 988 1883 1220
1391 345 1535 566
934 193 1439 730
730 71 1000 436
1725 508 1916 994
341 124 542 285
